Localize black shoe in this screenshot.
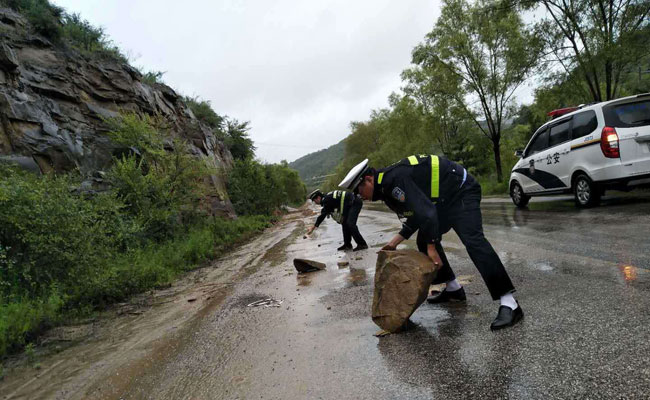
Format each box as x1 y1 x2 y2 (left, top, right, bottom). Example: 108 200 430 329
426 287 466 304
490 303 524 331
353 243 368 251
337 244 353 251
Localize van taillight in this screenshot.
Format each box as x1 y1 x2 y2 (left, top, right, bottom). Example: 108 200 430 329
600 126 620 158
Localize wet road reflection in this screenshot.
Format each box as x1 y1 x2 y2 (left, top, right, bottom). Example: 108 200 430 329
481 192 650 271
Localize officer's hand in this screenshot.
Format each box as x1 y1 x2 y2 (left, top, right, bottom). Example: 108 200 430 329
381 243 396 251
427 244 442 267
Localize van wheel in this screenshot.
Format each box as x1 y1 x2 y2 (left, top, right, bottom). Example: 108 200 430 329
573 174 601 208
510 182 530 208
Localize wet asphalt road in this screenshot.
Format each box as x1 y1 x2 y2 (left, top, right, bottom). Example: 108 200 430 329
105 193 650 399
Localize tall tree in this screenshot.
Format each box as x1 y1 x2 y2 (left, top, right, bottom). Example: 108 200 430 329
225 119 256 161
531 0 650 101
409 0 542 181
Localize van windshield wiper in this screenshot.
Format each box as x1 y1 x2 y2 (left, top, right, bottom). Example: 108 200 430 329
629 118 650 125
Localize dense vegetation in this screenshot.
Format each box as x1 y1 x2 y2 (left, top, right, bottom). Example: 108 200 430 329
323 0 649 194
289 140 345 191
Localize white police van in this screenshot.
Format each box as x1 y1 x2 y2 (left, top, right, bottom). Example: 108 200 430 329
510 93 650 208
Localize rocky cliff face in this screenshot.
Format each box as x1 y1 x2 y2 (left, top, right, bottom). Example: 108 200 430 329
0 8 235 216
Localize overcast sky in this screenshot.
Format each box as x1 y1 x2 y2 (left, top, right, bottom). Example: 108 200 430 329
51 0 442 163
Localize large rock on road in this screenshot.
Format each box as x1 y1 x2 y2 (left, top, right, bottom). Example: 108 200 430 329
372 250 438 332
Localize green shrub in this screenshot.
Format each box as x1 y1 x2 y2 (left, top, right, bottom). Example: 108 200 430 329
105 113 215 241
0 294 63 356
141 70 165 85
60 13 126 61
0 166 133 299
184 97 225 131
67 215 273 307
227 159 305 215
478 176 509 196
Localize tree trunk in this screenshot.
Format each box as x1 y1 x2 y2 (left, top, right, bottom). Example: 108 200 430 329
492 140 503 182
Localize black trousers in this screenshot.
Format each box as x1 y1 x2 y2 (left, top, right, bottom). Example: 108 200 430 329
342 196 367 246
416 182 515 300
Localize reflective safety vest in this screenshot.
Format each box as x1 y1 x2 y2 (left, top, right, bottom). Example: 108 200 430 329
330 190 346 224
377 155 440 200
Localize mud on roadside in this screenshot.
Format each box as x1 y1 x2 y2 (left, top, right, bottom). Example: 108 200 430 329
0 209 306 400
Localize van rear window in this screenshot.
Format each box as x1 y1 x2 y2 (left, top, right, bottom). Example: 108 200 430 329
603 99 650 128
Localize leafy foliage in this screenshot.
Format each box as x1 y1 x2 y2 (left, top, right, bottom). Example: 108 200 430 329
225 119 256 161
184 97 225 130
529 0 650 101
106 113 216 241
183 97 256 161
141 70 166 85
228 159 306 215
406 0 543 181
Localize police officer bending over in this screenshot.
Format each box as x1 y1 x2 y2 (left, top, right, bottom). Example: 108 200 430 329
307 189 368 252
340 155 522 330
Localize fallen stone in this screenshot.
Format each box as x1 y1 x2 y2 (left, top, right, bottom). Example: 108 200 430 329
372 250 438 332
293 258 326 273
337 261 349 267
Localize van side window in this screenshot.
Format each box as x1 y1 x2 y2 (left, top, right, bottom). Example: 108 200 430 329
572 110 598 139
526 128 549 157
549 119 571 147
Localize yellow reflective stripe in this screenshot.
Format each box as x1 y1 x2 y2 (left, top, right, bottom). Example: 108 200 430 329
340 191 346 214
377 172 384 184
431 155 439 198
408 155 419 165
333 191 338 199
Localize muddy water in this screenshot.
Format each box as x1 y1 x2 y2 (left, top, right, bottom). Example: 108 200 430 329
4 193 650 399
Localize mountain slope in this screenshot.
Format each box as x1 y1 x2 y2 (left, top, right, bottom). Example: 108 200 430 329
289 139 345 190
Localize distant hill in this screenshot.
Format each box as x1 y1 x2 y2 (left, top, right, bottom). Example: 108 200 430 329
289 140 345 191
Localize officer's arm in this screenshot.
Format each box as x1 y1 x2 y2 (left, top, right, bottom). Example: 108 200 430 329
398 177 440 243
314 207 328 228
314 197 335 228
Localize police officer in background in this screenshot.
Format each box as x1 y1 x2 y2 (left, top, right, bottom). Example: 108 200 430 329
340 156 522 330
306 189 368 252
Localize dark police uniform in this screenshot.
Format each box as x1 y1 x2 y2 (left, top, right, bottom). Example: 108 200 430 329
372 154 515 300
315 190 367 247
